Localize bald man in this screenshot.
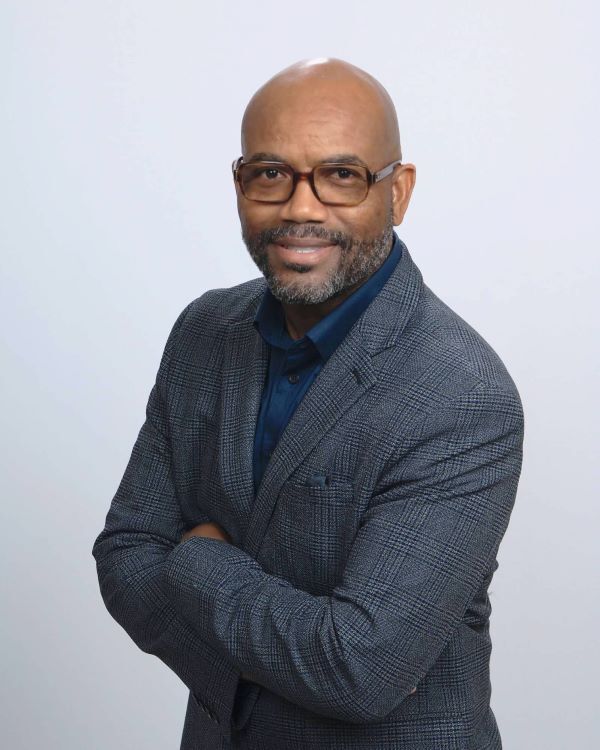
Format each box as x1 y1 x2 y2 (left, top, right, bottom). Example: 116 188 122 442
93 58 524 750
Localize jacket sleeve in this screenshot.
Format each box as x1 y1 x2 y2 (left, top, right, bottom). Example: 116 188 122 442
91 300 242 732
162 384 525 723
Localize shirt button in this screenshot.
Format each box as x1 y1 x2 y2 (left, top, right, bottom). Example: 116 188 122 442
287 373 300 384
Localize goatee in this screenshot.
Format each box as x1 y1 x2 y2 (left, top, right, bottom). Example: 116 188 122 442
242 218 394 305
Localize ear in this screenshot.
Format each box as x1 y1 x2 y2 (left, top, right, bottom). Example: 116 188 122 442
391 164 416 225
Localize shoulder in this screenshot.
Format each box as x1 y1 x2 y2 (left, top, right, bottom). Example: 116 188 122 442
158 276 266 370
168 276 266 339
379 283 525 472
186 276 266 326
387 282 524 422
421 285 517 385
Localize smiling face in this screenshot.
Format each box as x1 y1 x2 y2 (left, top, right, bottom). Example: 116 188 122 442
236 59 416 308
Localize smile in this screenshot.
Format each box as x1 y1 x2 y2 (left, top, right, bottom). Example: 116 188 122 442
270 241 338 262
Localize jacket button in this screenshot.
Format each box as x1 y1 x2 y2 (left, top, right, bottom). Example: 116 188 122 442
287 373 300 384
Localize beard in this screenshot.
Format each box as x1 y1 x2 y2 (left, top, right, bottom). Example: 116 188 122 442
241 213 395 305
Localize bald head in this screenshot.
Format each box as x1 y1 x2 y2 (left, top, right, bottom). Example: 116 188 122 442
241 58 402 164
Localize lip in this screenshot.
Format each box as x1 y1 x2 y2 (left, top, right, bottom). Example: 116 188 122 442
270 240 338 263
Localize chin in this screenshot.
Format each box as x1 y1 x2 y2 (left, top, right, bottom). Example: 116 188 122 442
269 274 343 306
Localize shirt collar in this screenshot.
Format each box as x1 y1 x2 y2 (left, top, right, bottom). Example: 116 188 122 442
253 231 402 361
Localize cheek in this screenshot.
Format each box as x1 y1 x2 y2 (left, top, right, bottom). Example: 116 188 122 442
362 191 393 225
238 201 283 235
333 203 391 240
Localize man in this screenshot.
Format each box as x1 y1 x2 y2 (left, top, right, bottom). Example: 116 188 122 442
92 58 524 749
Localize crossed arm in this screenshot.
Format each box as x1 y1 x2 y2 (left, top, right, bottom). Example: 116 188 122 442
178 523 254 683
93 305 524 724
160 391 523 722
179 520 417 693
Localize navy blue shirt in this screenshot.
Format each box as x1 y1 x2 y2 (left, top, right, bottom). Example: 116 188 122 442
251 232 402 496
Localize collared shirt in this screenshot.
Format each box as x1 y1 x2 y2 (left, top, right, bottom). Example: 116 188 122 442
251 232 402 496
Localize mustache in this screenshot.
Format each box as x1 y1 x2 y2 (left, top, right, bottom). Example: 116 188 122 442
251 225 353 251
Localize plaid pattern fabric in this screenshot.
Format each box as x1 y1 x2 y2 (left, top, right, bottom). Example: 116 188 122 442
92 240 524 749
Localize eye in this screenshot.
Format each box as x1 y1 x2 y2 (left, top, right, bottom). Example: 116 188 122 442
248 165 289 183
320 165 365 183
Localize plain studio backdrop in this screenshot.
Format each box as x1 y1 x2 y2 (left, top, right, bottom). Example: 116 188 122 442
1 2 598 748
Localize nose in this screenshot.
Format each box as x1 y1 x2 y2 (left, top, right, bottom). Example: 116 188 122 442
278 175 329 223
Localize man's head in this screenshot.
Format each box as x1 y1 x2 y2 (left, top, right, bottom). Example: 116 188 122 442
236 58 416 307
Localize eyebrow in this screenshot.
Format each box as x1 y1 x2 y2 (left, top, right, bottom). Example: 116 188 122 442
246 152 369 168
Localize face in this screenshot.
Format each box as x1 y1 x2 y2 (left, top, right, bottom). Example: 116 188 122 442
236 85 414 306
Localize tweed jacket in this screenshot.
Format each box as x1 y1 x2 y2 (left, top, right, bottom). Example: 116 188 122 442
92 239 525 750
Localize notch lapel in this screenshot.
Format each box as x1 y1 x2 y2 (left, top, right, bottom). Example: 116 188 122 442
217 312 268 533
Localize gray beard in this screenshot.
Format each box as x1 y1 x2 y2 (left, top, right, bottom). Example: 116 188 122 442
242 217 395 305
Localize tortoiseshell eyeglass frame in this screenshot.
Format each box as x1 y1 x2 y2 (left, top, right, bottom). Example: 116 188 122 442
231 156 402 206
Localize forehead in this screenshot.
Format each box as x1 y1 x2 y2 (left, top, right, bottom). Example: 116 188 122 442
242 88 390 167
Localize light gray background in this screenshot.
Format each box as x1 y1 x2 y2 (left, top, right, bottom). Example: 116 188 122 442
2 2 598 748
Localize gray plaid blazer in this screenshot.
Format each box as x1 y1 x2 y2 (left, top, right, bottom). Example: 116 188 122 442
92 239 524 750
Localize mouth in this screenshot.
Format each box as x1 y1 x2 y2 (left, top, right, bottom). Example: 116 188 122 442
269 240 338 263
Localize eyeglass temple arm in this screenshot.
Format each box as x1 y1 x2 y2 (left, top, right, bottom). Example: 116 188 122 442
372 160 402 183
232 157 243 177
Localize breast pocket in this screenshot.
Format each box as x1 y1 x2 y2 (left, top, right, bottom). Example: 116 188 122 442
264 478 358 595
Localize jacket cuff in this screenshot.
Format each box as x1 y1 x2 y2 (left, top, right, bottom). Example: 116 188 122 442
162 536 262 650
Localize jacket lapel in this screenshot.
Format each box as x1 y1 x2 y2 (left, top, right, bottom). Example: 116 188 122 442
217 310 269 530
240 240 424 558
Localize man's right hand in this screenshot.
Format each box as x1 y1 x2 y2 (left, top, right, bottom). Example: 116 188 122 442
180 521 231 544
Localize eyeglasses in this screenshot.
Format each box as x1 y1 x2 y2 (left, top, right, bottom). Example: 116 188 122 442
231 156 402 207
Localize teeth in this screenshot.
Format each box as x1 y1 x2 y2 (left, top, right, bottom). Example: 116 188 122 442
284 245 324 253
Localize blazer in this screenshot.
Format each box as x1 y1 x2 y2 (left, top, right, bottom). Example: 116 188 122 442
92 239 525 750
